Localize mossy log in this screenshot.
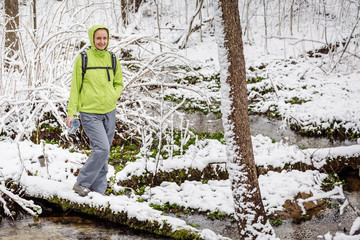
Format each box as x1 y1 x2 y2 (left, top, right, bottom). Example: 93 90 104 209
40 196 204 240
118 164 229 189
319 156 360 173
257 155 360 175
118 155 360 190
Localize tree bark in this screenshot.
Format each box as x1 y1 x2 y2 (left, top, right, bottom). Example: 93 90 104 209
179 0 204 49
4 0 19 61
122 0 143 26
33 0 37 36
121 0 128 26
130 0 143 13
154 0 162 52
215 0 276 238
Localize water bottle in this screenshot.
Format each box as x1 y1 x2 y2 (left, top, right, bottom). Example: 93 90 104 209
68 119 80 135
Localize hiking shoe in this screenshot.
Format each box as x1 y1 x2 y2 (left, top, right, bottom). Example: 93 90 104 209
73 183 90 197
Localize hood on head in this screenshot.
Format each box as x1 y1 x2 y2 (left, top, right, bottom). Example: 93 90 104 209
88 25 109 50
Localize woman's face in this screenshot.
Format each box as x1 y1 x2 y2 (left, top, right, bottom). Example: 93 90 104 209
94 29 108 50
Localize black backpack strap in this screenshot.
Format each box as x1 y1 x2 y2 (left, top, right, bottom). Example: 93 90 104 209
80 51 88 80
79 51 116 85
79 51 88 92
109 51 117 76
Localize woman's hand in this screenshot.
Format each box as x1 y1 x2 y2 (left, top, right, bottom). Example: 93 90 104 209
66 116 75 128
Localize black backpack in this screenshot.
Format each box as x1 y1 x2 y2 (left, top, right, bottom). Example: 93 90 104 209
80 50 117 82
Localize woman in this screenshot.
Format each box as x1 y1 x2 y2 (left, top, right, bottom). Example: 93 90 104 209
66 25 123 196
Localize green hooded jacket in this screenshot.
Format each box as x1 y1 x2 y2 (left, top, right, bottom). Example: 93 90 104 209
67 25 123 117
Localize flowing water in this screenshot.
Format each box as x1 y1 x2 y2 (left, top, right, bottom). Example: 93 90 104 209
169 191 360 240
0 214 170 240
185 113 357 148
1 197 358 240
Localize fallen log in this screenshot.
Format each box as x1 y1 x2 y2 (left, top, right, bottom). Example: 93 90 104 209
20 175 229 240
117 147 360 190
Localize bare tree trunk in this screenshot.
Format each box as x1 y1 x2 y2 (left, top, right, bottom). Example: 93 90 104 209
215 0 276 239
0 31 3 94
290 0 295 35
4 0 19 62
198 0 203 42
185 0 188 24
277 0 281 36
180 0 204 49
245 0 250 42
154 0 162 52
297 0 301 33
263 0 268 53
121 0 128 26
130 0 143 12
33 0 37 36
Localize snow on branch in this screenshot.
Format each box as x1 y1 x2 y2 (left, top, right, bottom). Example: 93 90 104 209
0 183 42 217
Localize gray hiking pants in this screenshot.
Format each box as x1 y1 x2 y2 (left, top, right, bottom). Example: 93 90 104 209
76 109 116 194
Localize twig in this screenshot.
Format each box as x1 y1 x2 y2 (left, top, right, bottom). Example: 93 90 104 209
330 17 360 73
16 142 28 181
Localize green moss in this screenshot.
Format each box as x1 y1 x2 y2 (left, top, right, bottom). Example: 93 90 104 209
248 84 275 98
45 196 204 239
149 202 229 222
291 214 311 224
206 209 227 220
247 76 265 84
165 72 221 118
183 208 192 214
248 63 267 71
290 121 360 140
108 141 141 176
163 94 221 118
119 165 228 192
248 66 256 72
326 199 340 209
145 130 225 161
270 218 283 227
125 63 140 71
188 222 200 228
134 185 147 195
321 173 345 191
172 230 202 240
109 143 140 164
137 197 145 203
257 63 267 69
285 97 310 105
150 202 180 212
266 104 280 118
31 120 63 145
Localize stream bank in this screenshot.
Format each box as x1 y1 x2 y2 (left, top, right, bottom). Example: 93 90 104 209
183 112 357 149
0 199 171 240
0 215 171 240
2 191 358 240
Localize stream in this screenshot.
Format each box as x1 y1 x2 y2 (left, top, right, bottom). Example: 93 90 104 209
173 191 360 240
0 213 170 240
185 113 357 149
1 114 358 239
1 194 358 240
171 192 360 240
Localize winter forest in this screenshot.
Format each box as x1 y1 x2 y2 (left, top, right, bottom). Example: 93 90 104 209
1 0 360 239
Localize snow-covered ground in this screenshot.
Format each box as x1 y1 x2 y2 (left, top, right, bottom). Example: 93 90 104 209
1 134 360 239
